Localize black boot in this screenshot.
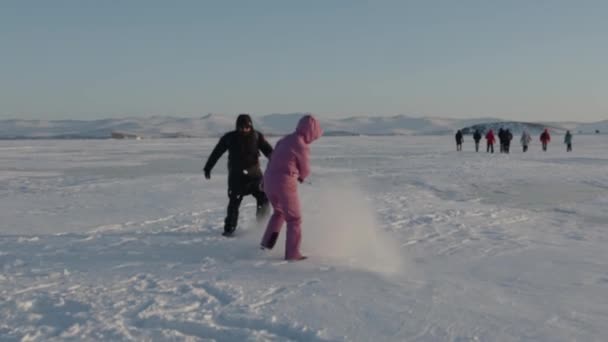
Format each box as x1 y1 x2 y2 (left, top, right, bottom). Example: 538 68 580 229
256 200 270 223
253 185 270 223
223 192 243 236
222 227 236 237
261 232 279 249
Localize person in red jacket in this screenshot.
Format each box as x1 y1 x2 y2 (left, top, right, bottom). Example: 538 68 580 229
540 128 551 151
485 129 495 153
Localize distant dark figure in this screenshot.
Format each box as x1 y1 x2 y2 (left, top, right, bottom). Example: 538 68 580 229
540 128 551 151
564 130 573 152
455 130 464 151
203 114 273 236
504 129 513 153
485 129 495 153
473 129 482 152
520 130 531 152
498 128 505 153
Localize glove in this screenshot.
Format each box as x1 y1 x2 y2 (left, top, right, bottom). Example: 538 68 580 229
204 169 211 179
297 177 304 184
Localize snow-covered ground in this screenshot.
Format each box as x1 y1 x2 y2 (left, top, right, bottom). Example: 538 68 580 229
1 135 608 341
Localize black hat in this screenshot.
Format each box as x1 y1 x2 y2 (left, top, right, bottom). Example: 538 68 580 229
236 114 253 129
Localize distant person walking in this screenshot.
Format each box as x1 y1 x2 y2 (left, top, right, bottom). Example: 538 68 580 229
504 129 513 153
564 130 573 152
455 130 464 151
498 128 506 153
203 114 273 236
520 130 531 152
485 129 495 153
473 129 482 152
540 128 551 151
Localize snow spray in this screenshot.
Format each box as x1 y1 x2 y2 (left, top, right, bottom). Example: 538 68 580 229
301 177 404 275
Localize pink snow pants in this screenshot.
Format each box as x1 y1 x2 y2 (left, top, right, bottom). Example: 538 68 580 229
260 177 303 260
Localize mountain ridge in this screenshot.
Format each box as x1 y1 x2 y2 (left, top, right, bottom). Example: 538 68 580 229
0 114 605 139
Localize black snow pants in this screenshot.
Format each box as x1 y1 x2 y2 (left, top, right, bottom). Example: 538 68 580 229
224 171 270 234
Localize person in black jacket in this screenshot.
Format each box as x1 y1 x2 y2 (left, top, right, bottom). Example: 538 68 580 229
473 129 482 152
203 114 273 236
455 130 464 151
498 128 505 153
504 129 513 153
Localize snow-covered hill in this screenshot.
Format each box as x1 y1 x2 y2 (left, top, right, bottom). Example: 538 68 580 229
575 119 608 134
0 114 605 139
0 115 237 139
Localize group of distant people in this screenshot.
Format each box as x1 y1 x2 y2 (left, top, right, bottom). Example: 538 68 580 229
455 128 573 153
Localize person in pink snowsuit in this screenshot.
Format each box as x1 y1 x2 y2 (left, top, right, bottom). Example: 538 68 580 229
260 115 323 261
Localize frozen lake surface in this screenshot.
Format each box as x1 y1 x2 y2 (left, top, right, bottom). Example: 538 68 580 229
1 135 608 341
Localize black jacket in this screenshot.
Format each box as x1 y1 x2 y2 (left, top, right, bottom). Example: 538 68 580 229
204 130 273 180
473 131 482 142
455 131 463 143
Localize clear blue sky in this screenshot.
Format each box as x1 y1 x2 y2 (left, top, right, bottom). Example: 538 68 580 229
1 0 607 122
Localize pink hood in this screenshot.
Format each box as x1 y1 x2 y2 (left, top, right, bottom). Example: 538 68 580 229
296 115 323 144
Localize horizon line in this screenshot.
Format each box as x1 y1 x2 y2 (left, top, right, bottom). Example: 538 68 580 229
0 113 604 124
